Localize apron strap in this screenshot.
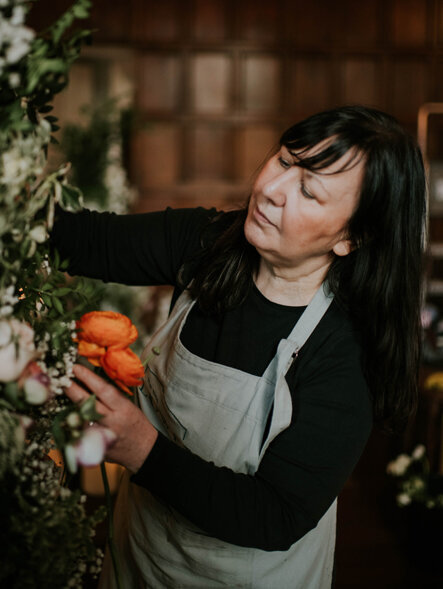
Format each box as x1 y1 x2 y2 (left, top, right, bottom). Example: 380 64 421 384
286 283 334 353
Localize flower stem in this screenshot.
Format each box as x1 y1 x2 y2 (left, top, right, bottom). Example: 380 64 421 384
100 462 122 589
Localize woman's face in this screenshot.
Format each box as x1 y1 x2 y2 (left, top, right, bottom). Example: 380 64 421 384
244 144 364 274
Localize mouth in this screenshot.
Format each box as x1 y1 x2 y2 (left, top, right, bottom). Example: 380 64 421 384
254 205 275 227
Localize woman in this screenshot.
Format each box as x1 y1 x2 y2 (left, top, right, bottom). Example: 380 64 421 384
54 105 426 588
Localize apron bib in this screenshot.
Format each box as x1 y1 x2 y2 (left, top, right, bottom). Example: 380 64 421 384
99 285 336 589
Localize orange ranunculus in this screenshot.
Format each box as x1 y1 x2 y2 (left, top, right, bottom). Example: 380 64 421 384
76 311 138 349
77 340 106 367
100 347 145 395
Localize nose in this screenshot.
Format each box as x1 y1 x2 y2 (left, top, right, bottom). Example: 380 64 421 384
262 166 299 206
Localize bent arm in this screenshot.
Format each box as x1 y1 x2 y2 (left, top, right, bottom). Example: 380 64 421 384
131 334 373 551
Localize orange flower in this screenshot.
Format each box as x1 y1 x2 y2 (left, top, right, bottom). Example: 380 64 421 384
77 340 106 367
76 311 138 349
100 347 145 395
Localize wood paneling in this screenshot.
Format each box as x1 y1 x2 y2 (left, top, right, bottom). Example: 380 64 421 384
389 0 429 47
191 125 232 180
191 54 231 113
36 0 443 209
138 55 181 111
288 57 334 117
390 59 430 120
132 0 181 42
243 55 281 112
341 59 381 107
237 1 281 42
133 124 181 188
235 126 279 181
192 0 227 41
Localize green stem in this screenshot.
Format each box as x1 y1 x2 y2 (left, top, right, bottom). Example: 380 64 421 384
100 462 122 589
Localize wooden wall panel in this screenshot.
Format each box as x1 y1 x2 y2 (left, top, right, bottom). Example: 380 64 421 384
390 59 430 122
132 0 181 42
389 0 429 46
33 0 443 211
133 125 181 188
191 126 232 180
137 55 181 111
192 0 227 41
235 126 279 182
191 54 231 113
340 0 381 47
237 1 280 42
243 55 281 112
341 59 381 107
283 0 342 46
288 57 334 117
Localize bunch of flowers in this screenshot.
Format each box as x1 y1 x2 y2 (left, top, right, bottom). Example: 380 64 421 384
387 444 443 509
76 310 144 394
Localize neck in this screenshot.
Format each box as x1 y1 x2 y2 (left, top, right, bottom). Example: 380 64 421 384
255 258 330 306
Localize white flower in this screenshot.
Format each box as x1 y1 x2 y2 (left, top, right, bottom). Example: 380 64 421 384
64 425 116 473
66 412 82 428
8 72 20 88
397 493 412 506
0 319 35 382
23 378 48 404
29 224 47 244
412 444 426 460
386 454 411 476
10 5 25 26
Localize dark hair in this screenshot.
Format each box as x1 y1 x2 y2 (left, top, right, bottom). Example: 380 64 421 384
186 105 426 430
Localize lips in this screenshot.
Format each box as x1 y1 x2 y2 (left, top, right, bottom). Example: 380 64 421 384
254 205 275 227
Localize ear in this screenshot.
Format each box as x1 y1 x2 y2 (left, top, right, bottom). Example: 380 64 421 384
332 237 353 257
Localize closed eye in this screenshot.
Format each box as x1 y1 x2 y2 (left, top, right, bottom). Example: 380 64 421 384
278 156 291 169
300 181 315 200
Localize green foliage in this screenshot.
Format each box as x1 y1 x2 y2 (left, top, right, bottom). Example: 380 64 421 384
0 1 109 586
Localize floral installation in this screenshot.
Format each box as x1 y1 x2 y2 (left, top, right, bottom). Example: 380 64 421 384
387 444 443 509
0 1 118 587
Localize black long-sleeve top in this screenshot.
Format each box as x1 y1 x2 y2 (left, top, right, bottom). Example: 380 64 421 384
51 206 373 551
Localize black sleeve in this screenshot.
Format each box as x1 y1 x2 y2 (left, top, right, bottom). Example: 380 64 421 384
131 329 373 551
50 206 216 286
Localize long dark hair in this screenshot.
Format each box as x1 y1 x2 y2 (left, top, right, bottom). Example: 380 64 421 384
186 105 426 429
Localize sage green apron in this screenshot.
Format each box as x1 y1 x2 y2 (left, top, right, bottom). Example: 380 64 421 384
99 285 336 588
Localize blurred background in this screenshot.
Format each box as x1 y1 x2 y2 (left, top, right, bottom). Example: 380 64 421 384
28 1 443 587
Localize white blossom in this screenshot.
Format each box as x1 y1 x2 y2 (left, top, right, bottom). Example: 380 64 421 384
397 493 412 506
386 453 411 476
412 444 426 460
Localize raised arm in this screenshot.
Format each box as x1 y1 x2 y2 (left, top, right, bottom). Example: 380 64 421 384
51 206 216 286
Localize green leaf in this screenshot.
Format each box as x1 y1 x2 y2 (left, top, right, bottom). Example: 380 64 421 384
79 395 104 422
41 293 52 307
53 287 71 297
53 296 64 314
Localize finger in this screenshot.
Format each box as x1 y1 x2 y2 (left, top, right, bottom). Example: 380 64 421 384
72 364 125 411
65 381 109 416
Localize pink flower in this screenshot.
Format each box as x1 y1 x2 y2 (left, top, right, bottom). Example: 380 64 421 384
64 425 116 474
18 361 51 405
0 319 36 382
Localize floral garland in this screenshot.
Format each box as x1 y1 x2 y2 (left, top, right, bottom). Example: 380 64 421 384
0 1 114 587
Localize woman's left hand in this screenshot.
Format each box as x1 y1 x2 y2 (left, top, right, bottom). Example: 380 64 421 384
66 363 158 473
